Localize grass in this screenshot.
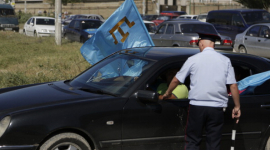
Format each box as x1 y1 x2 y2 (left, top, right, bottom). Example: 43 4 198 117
0 31 91 88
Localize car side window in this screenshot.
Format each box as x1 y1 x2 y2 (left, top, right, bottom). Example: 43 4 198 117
31 18 35 24
157 24 166 34
69 20 75 28
165 24 174 34
230 63 270 96
246 26 260 37
232 14 244 27
27 18 32 25
74 21 80 29
259 26 270 38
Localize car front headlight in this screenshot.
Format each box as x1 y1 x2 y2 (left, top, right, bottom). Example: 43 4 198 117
40 29 47 33
0 116 10 137
88 34 94 38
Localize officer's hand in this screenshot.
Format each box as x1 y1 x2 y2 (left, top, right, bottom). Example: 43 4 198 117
232 107 241 124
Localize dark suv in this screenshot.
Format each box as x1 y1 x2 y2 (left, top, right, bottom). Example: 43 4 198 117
207 9 270 43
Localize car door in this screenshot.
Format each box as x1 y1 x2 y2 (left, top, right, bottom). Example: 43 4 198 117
24 18 32 35
161 24 175 46
122 62 189 150
151 24 167 46
219 61 268 150
244 25 261 55
65 20 75 41
28 18 35 36
257 25 270 57
73 20 81 42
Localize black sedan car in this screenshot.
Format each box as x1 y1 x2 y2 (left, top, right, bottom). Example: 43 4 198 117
0 47 270 150
63 19 103 43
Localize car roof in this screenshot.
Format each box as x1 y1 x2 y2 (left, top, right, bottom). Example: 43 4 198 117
119 47 270 67
209 9 268 13
32 16 55 19
0 4 13 9
163 20 211 24
72 18 102 21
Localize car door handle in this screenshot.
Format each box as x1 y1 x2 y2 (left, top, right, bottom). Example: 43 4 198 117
258 39 261 42
261 104 270 108
245 38 247 40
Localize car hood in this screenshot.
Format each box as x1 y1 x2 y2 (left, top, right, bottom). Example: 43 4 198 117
83 28 97 34
0 17 18 25
0 81 111 114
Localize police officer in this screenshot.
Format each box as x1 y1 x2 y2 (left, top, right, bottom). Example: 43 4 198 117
163 32 241 150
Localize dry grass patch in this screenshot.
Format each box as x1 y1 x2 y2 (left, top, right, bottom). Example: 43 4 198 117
0 31 90 88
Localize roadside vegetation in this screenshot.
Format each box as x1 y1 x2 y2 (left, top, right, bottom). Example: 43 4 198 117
0 31 90 88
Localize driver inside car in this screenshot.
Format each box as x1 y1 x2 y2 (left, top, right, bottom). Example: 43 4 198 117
157 68 189 100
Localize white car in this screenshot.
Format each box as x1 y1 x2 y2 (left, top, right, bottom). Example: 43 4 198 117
233 23 270 58
23 16 55 37
143 20 157 35
197 13 208 22
176 15 198 19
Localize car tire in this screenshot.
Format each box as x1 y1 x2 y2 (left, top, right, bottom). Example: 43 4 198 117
80 37 86 43
34 31 39 37
23 29 26 35
39 132 91 150
239 46 247 54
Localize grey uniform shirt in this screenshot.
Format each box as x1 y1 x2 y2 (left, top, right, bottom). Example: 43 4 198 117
176 47 236 107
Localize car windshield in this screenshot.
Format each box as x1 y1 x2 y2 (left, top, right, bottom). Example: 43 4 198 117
156 16 170 20
0 8 14 16
241 11 270 24
69 51 155 96
36 19 55 25
180 24 217 34
81 21 102 29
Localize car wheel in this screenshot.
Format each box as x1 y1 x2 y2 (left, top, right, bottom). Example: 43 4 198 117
34 31 39 37
63 34 68 40
239 46 247 54
23 29 26 35
40 133 91 150
80 37 86 43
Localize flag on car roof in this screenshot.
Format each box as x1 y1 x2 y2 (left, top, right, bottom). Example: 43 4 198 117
80 0 155 65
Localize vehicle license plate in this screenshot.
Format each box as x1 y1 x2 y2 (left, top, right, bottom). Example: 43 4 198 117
215 41 221 45
4 28 12 31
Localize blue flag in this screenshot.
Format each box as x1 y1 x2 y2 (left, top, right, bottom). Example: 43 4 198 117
80 0 155 65
238 70 270 94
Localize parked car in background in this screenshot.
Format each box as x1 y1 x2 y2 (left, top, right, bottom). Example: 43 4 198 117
0 4 19 32
143 20 157 35
63 19 103 43
207 9 270 43
151 20 232 50
197 13 208 22
81 14 105 22
152 14 178 26
176 15 197 19
161 11 187 16
62 14 88 26
233 23 270 58
23 16 55 37
142 14 159 21
1 46 270 150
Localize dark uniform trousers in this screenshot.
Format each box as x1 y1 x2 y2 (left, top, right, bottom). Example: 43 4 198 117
185 104 224 150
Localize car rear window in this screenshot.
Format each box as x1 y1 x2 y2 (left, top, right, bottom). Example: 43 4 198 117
180 24 217 34
36 19 55 25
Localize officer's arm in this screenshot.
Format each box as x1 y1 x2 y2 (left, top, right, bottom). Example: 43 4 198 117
163 76 180 99
230 83 241 123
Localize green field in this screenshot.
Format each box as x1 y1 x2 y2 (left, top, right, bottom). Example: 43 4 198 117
0 31 90 88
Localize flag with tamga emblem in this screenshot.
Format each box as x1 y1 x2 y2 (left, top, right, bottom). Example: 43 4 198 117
80 0 155 65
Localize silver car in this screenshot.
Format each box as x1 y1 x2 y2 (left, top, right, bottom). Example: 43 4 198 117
233 23 270 58
150 20 233 50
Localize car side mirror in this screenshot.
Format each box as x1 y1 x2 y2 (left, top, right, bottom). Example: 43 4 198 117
30 22 34 26
137 90 158 103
